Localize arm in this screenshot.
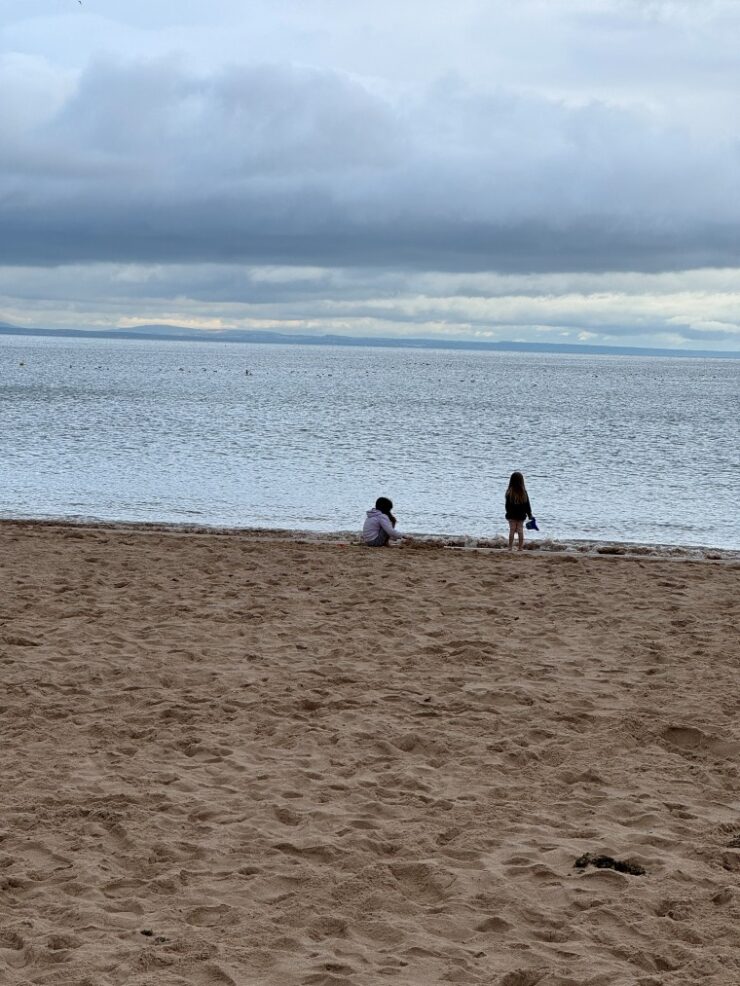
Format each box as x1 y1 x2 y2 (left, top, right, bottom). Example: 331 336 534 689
526 496 533 520
379 514 407 540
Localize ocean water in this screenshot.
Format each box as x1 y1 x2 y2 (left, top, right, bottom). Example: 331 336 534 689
1 334 738 549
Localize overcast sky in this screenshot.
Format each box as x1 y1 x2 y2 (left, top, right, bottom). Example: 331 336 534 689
1 0 739 349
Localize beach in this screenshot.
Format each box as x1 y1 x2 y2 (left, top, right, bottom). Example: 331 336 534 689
1 520 739 986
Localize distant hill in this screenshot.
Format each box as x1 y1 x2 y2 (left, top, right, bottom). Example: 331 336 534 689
0 320 738 359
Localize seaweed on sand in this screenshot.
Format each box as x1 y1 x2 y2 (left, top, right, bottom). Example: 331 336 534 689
574 853 646 876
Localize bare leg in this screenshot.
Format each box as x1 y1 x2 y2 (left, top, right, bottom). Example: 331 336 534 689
517 522 524 551
508 519 517 551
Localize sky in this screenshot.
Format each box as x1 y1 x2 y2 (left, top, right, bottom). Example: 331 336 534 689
1 0 740 350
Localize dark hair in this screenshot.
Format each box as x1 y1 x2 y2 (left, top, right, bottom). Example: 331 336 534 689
506 471 528 504
375 496 397 527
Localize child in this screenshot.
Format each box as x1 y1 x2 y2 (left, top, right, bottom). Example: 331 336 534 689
362 497 413 547
505 472 534 551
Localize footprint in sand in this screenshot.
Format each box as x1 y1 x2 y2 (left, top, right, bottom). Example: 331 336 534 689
476 916 512 935
462 684 534 708
387 861 457 904
186 962 238 985
498 971 548 986
661 725 740 758
186 904 238 928
46 933 83 950
302 963 356 985
0 929 25 950
15 842 72 873
274 806 302 826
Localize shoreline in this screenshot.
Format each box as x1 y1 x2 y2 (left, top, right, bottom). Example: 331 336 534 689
2 515 739 564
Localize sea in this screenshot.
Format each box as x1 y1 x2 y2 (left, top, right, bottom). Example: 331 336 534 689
1 334 738 550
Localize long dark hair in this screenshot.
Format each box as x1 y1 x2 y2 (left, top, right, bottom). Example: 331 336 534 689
375 496 397 527
506 471 528 504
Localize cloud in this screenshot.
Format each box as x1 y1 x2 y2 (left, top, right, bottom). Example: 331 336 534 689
2 261 739 350
1 53 739 275
0 1 739 346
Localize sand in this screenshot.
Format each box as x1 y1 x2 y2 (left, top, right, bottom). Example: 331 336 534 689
0 521 739 986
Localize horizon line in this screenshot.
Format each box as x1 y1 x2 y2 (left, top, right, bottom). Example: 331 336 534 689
0 322 738 359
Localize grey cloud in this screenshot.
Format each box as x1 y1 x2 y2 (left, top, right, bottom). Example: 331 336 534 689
670 324 740 343
3 257 740 350
1 1 739 351
0 262 358 306
1 56 739 274
50 58 402 174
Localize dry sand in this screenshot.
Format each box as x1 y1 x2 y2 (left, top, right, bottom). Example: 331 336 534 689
0 521 739 986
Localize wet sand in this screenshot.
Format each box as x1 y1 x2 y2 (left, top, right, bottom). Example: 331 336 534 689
1 521 739 985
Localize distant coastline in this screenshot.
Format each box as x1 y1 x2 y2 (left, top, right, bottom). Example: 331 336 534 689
1 321 738 359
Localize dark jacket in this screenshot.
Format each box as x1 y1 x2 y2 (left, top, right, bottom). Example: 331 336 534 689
505 493 533 522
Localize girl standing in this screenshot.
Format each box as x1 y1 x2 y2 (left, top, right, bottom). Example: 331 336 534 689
505 472 533 551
